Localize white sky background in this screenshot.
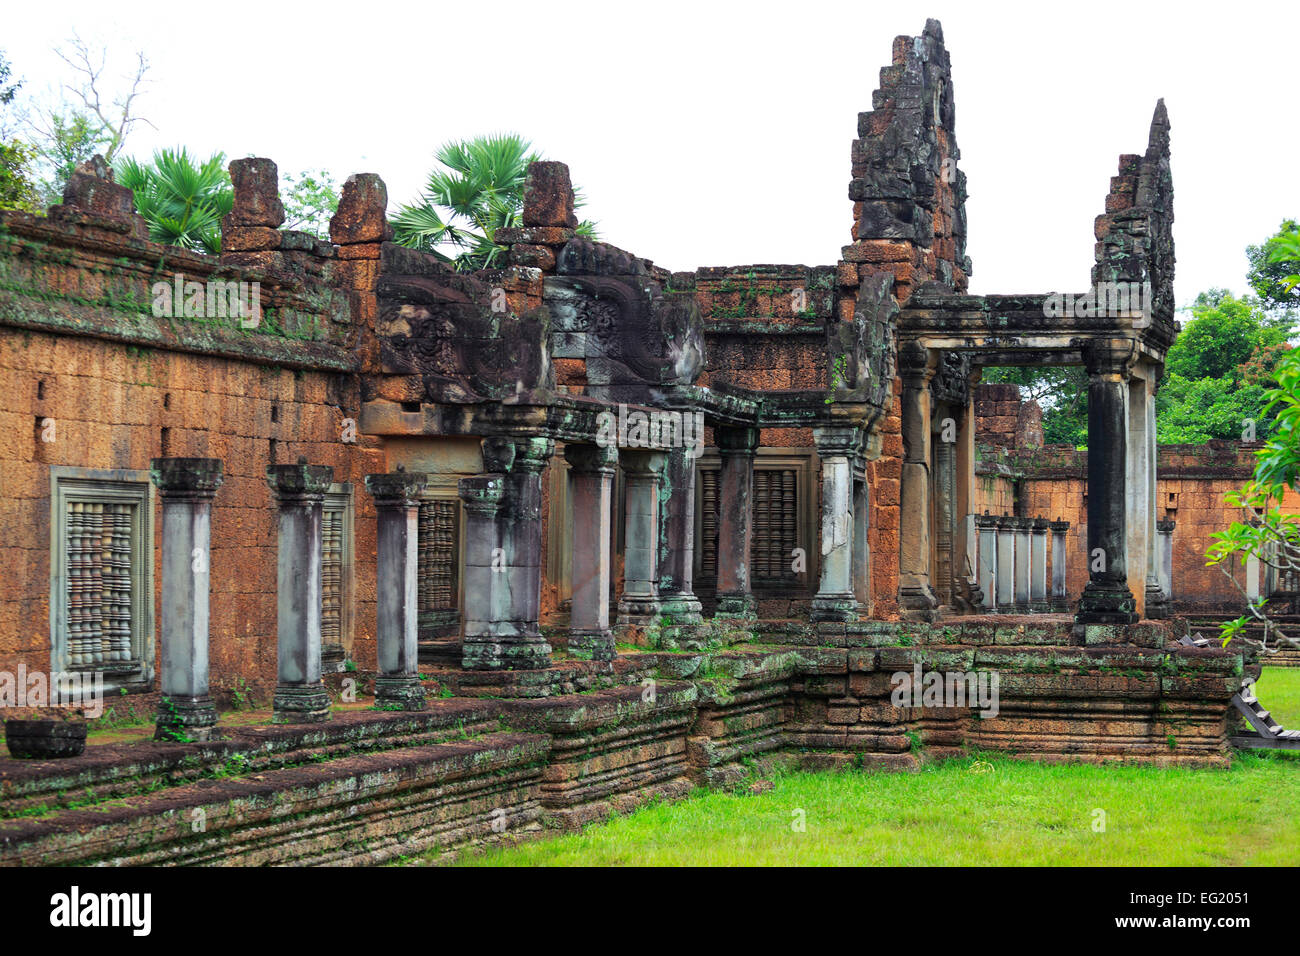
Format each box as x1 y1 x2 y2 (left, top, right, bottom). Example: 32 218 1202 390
4 0 1297 306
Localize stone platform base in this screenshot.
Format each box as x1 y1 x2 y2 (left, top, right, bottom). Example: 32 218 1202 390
0 616 1244 865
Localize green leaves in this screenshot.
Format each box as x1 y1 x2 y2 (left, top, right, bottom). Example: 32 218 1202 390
392 132 597 272
115 148 233 254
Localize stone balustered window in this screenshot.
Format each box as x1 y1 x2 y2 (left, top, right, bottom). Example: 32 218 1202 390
417 492 461 639
50 467 155 689
321 484 354 672
695 453 814 593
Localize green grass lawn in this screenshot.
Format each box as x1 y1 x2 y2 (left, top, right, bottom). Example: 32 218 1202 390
435 667 1300 867
1255 665 1300 725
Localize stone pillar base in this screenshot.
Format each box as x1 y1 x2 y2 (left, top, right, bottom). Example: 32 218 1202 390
568 628 616 661
1051 600 1072 614
714 592 757 619
898 584 939 621
154 694 218 741
1074 582 1138 626
617 596 662 626
462 635 554 670
657 594 703 625
375 675 427 710
273 683 331 723
811 594 858 623
1145 585 1170 619
1029 601 1052 614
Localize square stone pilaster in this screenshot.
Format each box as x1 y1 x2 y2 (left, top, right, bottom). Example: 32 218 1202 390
461 436 555 670
974 511 999 611
565 443 618 660
811 425 860 623
1148 518 1175 618
714 426 759 619
617 449 668 625
364 467 428 709
266 459 334 723
1029 517 1050 612
897 342 939 619
658 445 704 624
1049 519 1071 613
150 457 224 741
458 474 508 669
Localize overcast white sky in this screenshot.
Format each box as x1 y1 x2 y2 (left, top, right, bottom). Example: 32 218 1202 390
5 1 1298 305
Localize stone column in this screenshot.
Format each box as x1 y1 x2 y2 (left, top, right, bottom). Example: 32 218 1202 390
898 343 939 618
1126 371 1153 618
469 437 554 669
975 512 999 610
1050 519 1070 612
658 445 703 624
1149 518 1175 618
565 443 618 659
811 426 859 622
151 458 223 741
364 468 428 709
853 473 871 614
617 449 667 624
266 460 334 723
1076 343 1137 626
1143 390 1162 615
996 515 1016 611
458 474 507 668
1012 517 1032 609
715 426 759 619
1030 517 1049 612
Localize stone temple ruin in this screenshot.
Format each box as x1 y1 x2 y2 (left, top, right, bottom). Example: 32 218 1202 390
0 20 1264 864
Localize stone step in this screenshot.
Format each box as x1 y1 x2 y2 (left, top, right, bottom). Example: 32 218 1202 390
0 731 550 866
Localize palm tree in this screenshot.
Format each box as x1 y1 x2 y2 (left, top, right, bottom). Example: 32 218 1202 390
115 148 233 254
392 133 596 271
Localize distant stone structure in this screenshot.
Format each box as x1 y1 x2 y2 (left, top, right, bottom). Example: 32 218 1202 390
0 20 1259 865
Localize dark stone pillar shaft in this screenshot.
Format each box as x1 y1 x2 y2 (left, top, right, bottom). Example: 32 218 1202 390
267 461 334 722
565 443 618 660
1076 345 1137 626
365 469 428 708
151 458 223 741
715 426 758 618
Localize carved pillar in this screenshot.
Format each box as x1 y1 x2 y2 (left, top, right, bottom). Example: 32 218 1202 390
853 471 871 615
151 458 223 741
1030 517 1049 612
1126 370 1153 617
1012 517 1031 609
811 426 859 622
617 449 667 624
465 437 554 669
364 468 428 709
898 342 938 618
1143 390 1162 616
458 474 507 668
995 515 1016 611
1076 343 1137 626
266 460 334 723
658 445 703 624
1151 518 1175 617
1050 519 1070 612
715 426 759 619
565 443 618 659
975 512 999 610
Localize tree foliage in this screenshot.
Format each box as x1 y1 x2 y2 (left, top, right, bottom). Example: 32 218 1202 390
1208 230 1300 654
392 133 597 271
1247 218 1300 313
281 168 339 240
115 148 232 254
